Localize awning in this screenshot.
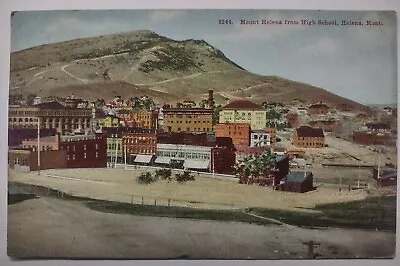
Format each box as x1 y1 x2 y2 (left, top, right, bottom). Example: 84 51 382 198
154 157 171 164
134 154 153 164
184 159 210 170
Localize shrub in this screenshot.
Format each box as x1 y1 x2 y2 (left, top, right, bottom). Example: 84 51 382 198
155 168 172 181
175 171 195 183
136 172 157 184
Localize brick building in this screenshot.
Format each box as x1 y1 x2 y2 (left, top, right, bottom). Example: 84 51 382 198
215 123 251 148
122 130 157 164
157 132 209 146
292 126 325 148
22 135 60 151
352 131 395 146
162 108 213 133
219 100 267 130
8 149 68 171
308 103 330 116
8 102 92 134
59 133 107 168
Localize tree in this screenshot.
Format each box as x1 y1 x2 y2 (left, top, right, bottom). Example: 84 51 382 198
212 104 223 125
136 172 157 184
175 170 195 183
199 99 208 108
155 168 172 182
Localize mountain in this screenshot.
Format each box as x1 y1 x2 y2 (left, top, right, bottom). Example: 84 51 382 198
10 30 368 110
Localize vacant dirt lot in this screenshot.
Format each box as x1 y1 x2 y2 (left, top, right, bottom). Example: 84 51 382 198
7 196 396 259
9 168 369 211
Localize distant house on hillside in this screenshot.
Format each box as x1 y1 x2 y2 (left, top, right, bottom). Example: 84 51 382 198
292 126 325 148
308 102 330 116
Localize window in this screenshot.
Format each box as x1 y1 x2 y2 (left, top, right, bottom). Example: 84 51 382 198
72 154 76 160
14 158 20 165
67 155 70 161
84 144 87 151
84 153 87 159
73 145 76 151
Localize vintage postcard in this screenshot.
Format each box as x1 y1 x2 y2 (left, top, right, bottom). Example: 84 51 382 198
7 9 397 260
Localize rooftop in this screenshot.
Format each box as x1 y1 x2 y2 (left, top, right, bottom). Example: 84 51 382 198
295 126 324 138
222 100 265 111
163 108 213 113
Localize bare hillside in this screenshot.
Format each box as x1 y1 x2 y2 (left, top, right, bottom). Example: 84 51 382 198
10 30 367 109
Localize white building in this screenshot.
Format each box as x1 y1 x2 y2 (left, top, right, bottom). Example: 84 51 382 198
250 130 271 147
155 143 211 171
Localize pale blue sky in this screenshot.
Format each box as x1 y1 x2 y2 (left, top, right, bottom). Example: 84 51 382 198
10 10 397 105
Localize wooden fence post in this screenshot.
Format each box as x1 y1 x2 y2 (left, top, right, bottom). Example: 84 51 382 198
168 198 170 207
141 196 144 205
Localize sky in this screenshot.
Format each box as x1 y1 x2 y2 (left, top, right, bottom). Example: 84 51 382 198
10 9 397 105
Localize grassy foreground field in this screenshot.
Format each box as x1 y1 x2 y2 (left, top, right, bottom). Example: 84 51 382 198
9 168 371 211
9 181 396 232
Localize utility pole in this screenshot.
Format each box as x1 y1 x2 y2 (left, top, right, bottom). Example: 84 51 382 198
114 138 118 168
37 117 41 175
124 140 127 170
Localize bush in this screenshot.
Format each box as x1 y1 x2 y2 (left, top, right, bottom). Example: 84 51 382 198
136 172 157 184
155 168 172 181
175 171 195 183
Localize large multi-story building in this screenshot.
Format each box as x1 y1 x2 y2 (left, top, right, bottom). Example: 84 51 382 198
130 109 158 129
122 130 157 164
215 123 251 148
17 133 107 169
219 100 267 130
59 134 107 168
162 108 213 133
8 101 92 134
292 126 325 148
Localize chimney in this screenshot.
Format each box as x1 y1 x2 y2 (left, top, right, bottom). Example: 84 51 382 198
208 90 215 109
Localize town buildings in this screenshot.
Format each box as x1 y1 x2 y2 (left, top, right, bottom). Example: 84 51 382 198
219 100 267 130
8 101 92 134
292 126 325 148
215 123 251 148
98 114 120 128
250 130 271 147
162 107 213 133
130 109 158 129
